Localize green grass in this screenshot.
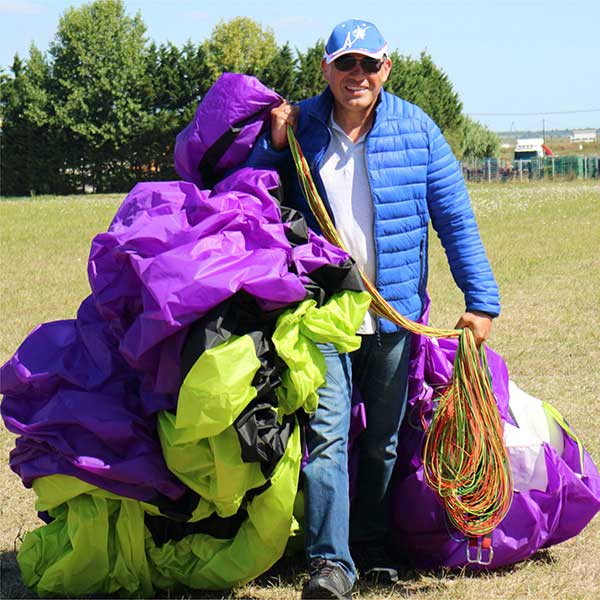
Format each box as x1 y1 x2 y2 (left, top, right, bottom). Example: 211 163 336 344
0 194 123 359
1 181 599 599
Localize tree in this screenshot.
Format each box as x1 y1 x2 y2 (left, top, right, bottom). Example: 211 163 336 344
459 116 499 159
0 48 64 196
135 40 210 180
49 0 149 191
261 42 296 99
293 40 326 102
203 17 279 85
144 41 209 116
1 55 29 195
385 51 463 136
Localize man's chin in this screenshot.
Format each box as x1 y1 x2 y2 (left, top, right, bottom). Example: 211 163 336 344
343 97 375 111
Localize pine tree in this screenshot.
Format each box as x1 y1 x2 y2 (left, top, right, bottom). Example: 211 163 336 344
293 41 326 102
262 43 296 99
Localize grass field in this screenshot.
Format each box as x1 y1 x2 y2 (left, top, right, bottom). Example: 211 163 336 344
1 180 599 599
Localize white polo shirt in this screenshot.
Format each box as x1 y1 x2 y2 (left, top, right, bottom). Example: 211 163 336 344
319 113 377 334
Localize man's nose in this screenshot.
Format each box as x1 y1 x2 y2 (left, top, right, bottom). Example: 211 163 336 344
349 61 365 75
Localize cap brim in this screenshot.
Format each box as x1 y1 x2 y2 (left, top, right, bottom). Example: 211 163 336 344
324 44 388 64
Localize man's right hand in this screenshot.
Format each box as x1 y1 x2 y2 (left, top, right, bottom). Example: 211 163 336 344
270 102 299 150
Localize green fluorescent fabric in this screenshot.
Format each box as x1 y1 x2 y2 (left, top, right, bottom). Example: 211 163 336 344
19 424 300 594
176 334 261 436
159 411 268 518
300 290 371 352
15 290 367 596
18 490 154 598
158 333 270 517
149 423 301 590
273 291 370 414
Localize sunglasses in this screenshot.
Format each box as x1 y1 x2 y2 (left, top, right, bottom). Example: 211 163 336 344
333 55 386 73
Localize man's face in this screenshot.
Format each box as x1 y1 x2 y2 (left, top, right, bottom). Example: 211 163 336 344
322 53 392 118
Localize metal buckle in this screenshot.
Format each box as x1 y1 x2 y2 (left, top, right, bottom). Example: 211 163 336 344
478 544 494 565
466 537 494 565
466 540 480 563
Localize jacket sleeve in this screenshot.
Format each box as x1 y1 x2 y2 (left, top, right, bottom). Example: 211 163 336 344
245 132 293 172
426 120 501 317
243 131 313 221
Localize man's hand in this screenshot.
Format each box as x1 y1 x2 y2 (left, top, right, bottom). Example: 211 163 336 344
454 310 494 347
270 102 299 150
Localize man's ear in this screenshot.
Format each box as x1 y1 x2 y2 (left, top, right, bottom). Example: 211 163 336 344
381 57 392 83
321 58 330 83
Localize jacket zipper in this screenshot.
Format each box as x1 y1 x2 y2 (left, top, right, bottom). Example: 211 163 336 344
364 130 382 343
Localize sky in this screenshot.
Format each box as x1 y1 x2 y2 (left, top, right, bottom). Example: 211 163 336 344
1 0 599 133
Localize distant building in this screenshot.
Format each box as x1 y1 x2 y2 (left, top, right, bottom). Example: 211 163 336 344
570 129 597 143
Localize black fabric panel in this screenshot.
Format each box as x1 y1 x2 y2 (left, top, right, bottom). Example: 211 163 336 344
268 181 285 206
145 482 273 547
180 292 282 381
281 206 310 247
146 508 248 547
156 486 202 522
308 259 365 296
234 401 295 479
246 330 285 400
197 104 274 188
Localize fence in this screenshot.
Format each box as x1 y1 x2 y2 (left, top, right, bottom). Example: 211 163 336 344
461 155 600 182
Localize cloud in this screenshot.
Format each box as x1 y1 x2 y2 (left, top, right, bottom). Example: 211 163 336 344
0 0 44 15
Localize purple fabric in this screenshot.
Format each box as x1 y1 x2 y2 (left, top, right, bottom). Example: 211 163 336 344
174 73 282 187
89 170 350 393
386 327 600 569
348 387 367 503
1 168 354 503
0 297 184 502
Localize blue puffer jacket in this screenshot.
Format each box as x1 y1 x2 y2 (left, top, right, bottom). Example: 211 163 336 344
246 87 500 332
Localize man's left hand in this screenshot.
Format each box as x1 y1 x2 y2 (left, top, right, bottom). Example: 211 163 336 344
454 311 494 347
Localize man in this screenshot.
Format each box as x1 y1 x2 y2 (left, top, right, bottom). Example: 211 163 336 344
246 18 500 600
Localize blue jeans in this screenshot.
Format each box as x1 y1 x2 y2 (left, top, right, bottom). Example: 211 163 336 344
303 330 412 581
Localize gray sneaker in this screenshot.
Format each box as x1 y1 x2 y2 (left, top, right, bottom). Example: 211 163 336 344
351 541 399 584
301 558 354 599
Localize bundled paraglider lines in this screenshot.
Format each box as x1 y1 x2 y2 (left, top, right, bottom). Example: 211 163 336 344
287 125 513 537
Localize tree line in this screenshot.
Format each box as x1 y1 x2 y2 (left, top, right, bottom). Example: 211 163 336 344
0 0 499 196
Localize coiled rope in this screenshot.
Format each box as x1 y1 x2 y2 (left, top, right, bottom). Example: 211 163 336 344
287 125 513 536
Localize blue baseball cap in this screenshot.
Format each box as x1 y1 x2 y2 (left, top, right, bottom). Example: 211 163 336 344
324 19 388 64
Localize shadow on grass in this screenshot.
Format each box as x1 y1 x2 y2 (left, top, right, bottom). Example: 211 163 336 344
460 548 556 578
256 552 443 597
357 550 556 596
391 548 555 587
0 547 555 599
0 550 33 600
219 549 555 598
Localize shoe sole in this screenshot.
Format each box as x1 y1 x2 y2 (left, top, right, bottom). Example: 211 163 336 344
302 582 352 600
363 567 399 585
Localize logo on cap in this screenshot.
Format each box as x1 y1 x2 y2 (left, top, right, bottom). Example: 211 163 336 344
342 24 369 50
